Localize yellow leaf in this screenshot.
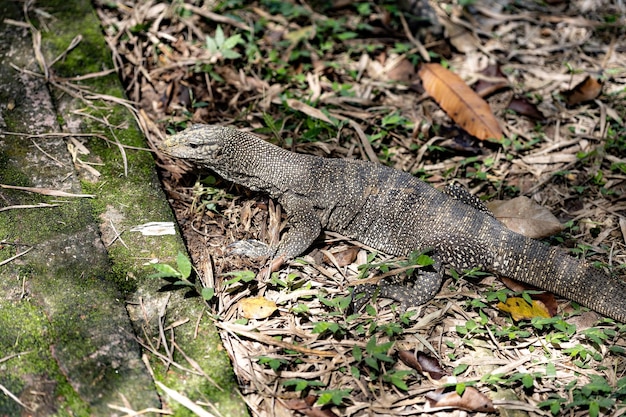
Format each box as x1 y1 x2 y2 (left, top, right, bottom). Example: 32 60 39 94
238 297 278 319
418 63 504 141
497 297 551 321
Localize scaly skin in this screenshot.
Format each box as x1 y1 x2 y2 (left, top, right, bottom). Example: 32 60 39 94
159 124 626 322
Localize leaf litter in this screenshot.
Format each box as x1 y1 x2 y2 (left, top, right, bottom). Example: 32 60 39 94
94 0 626 416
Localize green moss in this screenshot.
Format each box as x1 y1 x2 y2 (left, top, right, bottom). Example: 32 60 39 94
4 0 250 413
0 152 31 187
107 245 140 293
153 315 249 417
0 299 92 416
0 374 23 415
0 198 93 245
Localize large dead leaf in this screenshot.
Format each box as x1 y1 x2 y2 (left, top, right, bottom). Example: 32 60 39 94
497 297 552 321
487 196 564 239
507 96 545 121
425 386 495 412
398 350 447 380
562 75 603 106
474 64 509 97
238 296 278 319
418 63 504 142
500 277 558 317
282 396 338 417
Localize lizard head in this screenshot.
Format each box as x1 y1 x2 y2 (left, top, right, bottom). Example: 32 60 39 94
158 124 228 163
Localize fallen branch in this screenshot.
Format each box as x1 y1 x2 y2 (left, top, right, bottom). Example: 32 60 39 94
0 184 94 198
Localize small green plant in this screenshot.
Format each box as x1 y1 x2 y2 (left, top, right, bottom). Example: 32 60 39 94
258 356 289 372
456 318 488 337
149 252 192 282
149 252 214 301
223 270 256 286
205 25 244 60
312 320 348 339
539 375 626 417
315 388 352 406
282 378 326 392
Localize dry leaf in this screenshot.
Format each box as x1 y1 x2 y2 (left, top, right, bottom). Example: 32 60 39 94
500 277 558 317
562 75 603 106
282 396 338 417
497 297 552 321
474 64 509 97
385 57 415 83
418 63 504 141
398 350 447 380
367 54 415 83
286 98 334 125
425 386 495 412
283 25 316 43
487 196 564 239
238 297 278 319
507 96 545 121
324 247 359 267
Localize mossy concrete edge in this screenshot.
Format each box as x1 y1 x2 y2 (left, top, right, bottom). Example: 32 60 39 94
41 0 248 415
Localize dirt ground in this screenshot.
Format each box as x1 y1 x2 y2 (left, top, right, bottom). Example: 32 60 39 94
96 0 626 416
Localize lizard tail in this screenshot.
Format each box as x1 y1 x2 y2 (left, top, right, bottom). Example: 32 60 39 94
493 234 626 322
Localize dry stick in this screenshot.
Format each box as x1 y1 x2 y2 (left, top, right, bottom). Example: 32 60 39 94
522 158 580 196
0 203 58 212
172 341 223 391
398 11 430 62
0 247 33 267
0 351 32 364
181 3 252 32
0 131 153 152
0 383 30 411
0 184 94 198
155 381 217 417
30 138 65 166
107 403 173 417
215 321 336 357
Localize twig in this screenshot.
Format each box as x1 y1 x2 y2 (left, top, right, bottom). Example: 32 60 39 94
155 381 217 417
0 382 30 410
0 247 34 267
0 203 59 212
0 131 153 152
398 11 430 62
0 184 94 198
30 139 65 166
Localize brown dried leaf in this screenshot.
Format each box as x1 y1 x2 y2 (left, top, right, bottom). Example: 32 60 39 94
507 96 545 121
238 297 278 319
286 99 334 125
562 75 603 106
474 64 509 97
425 387 495 412
324 247 359 267
282 396 338 417
385 57 415 83
500 277 558 317
398 350 447 380
487 196 564 239
497 297 552 321
418 63 504 141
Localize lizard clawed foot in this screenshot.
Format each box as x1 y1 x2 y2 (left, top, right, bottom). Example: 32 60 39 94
228 240 286 281
227 239 273 258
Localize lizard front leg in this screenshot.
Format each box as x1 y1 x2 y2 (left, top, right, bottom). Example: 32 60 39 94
229 194 322 274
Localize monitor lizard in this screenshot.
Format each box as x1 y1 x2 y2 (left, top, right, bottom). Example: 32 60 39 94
159 124 626 322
